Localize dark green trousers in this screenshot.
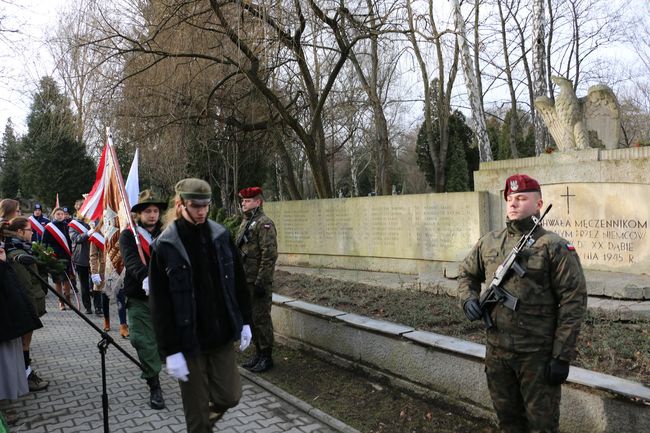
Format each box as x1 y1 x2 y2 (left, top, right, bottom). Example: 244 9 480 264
126 298 162 380
485 345 561 433
249 283 274 352
179 344 242 433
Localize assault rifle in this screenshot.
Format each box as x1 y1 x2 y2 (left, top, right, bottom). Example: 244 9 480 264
236 207 259 258
478 204 552 329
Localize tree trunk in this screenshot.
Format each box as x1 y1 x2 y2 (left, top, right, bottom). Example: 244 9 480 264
272 132 302 200
533 0 550 153
497 0 519 159
451 0 492 162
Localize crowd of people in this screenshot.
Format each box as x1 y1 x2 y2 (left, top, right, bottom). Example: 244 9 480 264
0 181 279 433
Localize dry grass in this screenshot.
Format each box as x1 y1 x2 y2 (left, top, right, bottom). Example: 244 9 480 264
275 270 650 386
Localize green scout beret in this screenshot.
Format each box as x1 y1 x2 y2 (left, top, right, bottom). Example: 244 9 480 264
175 178 212 204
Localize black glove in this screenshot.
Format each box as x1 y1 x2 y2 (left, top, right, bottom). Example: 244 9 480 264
546 358 570 385
463 298 482 321
254 284 267 298
15 254 36 266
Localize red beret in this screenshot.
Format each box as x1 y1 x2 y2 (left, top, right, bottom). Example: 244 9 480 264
238 186 263 199
504 174 541 200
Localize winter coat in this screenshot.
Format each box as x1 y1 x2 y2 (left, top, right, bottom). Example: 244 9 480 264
149 219 251 358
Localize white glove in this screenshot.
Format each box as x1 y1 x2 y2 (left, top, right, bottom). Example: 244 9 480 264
142 277 150 296
91 274 102 285
239 324 252 352
165 352 189 382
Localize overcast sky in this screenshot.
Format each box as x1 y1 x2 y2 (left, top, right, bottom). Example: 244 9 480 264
0 0 68 135
0 0 644 138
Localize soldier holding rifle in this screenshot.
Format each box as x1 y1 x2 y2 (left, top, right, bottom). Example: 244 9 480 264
459 174 587 433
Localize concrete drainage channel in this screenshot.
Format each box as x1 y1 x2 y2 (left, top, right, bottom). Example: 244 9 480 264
271 294 650 433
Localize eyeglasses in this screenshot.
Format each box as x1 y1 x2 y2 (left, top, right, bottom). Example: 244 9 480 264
21 227 33 232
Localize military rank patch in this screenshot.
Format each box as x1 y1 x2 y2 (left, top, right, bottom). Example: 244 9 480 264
566 243 576 251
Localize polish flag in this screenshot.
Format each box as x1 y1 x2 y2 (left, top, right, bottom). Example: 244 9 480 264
79 144 109 221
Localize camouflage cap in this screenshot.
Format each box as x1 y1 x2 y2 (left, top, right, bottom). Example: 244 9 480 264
175 178 212 204
131 189 168 213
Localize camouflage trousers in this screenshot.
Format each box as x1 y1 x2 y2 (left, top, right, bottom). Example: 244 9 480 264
248 283 274 352
485 345 561 433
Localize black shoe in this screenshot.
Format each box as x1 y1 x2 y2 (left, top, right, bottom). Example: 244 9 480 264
242 353 261 370
94 308 102 316
84 308 93 314
27 371 49 392
146 376 165 410
209 409 226 425
248 355 273 373
208 402 227 425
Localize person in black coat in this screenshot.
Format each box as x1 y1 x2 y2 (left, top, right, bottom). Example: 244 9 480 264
0 231 43 403
41 207 74 310
149 178 252 433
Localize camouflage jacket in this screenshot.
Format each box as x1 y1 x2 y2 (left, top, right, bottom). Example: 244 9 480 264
458 216 587 361
236 207 278 288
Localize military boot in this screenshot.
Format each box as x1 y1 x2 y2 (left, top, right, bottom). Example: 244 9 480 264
241 351 261 370
146 375 165 410
249 349 273 373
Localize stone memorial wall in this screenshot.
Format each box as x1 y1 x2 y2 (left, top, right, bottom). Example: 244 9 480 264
266 148 650 284
265 192 489 274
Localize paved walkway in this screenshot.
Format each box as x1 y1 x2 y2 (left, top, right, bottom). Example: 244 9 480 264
4 293 351 433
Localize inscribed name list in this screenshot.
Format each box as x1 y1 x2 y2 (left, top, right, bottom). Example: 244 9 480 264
535 183 649 273
266 192 484 262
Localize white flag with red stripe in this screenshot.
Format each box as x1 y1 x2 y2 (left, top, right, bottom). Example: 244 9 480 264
79 144 109 221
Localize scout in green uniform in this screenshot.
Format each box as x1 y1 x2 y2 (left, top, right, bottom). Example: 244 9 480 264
236 186 278 373
459 174 587 433
119 190 167 410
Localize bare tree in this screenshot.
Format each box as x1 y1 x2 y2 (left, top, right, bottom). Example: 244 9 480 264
406 0 460 192
452 0 492 162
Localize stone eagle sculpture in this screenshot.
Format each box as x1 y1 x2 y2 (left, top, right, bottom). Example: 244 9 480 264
534 76 621 151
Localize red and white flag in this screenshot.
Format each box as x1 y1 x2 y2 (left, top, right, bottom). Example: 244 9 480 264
79 144 109 221
79 128 144 297
29 216 45 237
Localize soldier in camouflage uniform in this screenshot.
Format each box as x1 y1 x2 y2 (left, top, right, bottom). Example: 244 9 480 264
236 186 278 373
458 174 587 433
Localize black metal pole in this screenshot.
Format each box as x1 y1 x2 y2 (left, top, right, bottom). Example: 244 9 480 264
99 338 110 433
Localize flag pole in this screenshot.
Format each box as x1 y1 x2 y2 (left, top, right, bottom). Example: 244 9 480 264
105 127 147 265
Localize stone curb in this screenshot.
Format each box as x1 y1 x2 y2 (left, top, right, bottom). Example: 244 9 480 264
272 293 650 402
239 368 361 433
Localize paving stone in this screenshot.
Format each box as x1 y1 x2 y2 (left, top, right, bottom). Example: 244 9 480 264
5 293 347 433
